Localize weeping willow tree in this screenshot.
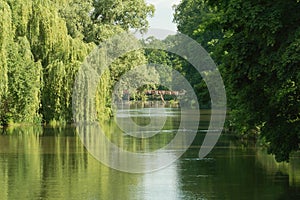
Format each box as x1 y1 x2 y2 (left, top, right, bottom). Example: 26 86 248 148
0 0 42 124
0 0 91 125
95 45 149 121
0 1 11 125
0 0 154 126
29 2 92 123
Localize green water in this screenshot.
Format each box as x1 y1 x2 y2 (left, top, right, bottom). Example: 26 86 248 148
0 108 300 200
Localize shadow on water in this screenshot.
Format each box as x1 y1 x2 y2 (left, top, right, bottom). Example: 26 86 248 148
179 133 300 200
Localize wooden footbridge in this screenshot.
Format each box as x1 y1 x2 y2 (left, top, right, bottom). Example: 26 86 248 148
122 89 186 96
145 90 186 104
145 90 186 96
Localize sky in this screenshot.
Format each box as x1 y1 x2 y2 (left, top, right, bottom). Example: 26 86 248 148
146 0 181 32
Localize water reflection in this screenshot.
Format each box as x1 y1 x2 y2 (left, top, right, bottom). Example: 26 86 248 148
0 126 140 200
76 106 200 173
179 136 300 200
0 109 300 199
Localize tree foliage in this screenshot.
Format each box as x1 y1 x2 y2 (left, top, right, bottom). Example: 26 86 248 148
175 0 300 161
0 0 154 125
87 0 154 44
143 35 212 108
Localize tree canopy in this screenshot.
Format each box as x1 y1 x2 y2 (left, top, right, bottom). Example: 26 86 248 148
0 0 154 125
174 0 300 161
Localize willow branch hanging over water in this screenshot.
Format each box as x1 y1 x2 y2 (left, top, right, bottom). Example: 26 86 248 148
0 0 154 126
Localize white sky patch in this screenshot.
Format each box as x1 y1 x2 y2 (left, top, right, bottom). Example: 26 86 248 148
146 0 181 32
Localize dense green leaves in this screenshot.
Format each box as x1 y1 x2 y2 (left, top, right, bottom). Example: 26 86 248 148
91 0 154 31
174 0 223 54
0 0 153 125
0 0 42 124
0 0 11 124
175 0 300 161
216 0 300 162
87 0 154 44
6 37 42 123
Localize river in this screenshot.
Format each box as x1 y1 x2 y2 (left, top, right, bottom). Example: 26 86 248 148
0 107 300 199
